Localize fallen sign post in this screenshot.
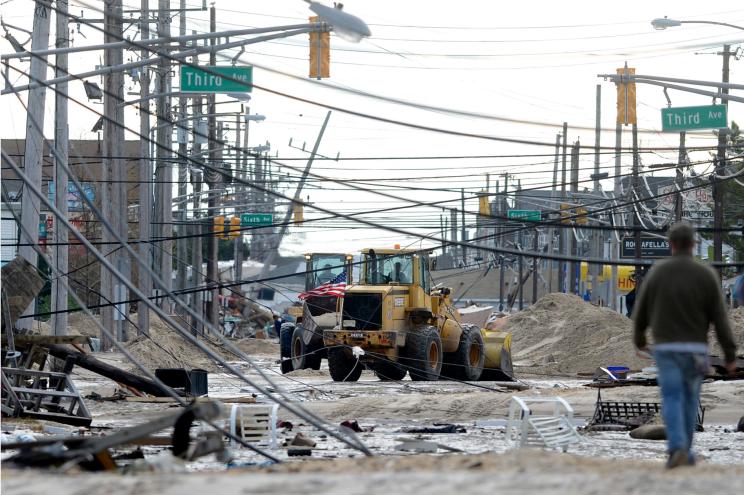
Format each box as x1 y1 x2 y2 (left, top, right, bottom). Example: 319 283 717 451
180 65 253 93
661 104 727 132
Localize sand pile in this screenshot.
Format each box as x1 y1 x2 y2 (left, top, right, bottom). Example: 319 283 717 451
502 293 646 374
711 306 744 358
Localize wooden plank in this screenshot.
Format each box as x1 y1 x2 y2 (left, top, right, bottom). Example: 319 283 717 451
4 334 89 346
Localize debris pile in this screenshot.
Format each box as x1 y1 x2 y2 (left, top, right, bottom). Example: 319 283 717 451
502 293 647 374
124 315 233 372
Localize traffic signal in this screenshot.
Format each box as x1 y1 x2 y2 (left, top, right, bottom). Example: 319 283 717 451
309 16 330 79
616 66 637 126
479 194 490 216
214 215 227 239
229 216 241 239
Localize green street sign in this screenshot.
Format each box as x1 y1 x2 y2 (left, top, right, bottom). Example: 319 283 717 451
661 104 727 132
507 210 541 222
180 65 253 93
241 213 273 227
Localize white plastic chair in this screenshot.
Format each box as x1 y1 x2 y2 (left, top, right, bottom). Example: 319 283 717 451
229 403 279 449
505 396 581 452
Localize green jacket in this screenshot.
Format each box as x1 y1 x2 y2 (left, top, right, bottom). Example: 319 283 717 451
633 253 737 363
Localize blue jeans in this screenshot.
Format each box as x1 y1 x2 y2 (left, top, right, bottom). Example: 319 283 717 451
653 350 706 454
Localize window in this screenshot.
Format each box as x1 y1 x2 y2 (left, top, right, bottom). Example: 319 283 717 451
311 254 347 288
364 253 413 285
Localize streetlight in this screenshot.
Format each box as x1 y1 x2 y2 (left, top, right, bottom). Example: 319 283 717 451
651 17 744 31
305 1 372 42
651 16 742 275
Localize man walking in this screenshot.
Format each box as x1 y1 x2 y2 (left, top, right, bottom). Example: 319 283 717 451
633 222 737 468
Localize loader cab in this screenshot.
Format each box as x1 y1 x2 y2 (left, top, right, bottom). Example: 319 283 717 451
304 253 353 292
360 248 432 293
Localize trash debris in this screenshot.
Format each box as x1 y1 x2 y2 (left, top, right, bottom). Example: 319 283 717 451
400 424 466 434
287 448 312 457
288 432 316 448
629 424 667 440
339 419 364 433
2 400 224 471
276 420 294 431
395 439 439 453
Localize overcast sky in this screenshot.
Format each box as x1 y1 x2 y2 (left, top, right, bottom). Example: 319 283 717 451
2 0 742 254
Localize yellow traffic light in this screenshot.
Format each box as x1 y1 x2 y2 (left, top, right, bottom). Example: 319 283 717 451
309 16 330 79
229 216 241 239
616 66 637 126
214 215 226 239
479 194 490 216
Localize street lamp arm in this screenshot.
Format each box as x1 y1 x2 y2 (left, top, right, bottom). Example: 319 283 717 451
652 17 744 31
678 20 744 31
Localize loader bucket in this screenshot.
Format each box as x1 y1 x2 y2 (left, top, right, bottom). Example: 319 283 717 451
479 329 514 381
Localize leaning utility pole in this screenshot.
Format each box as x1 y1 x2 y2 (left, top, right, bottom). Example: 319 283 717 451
713 44 731 276
17 0 52 330
591 84 601 303
205 4 220 328
101 0 128 344
51 0 69 340
138 0 152 335
610 121 622 311
155 0 173 314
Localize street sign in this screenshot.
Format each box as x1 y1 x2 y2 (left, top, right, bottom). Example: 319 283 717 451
661 104 727 132
507 210 541 222
180 65 253 93
241 213 273 227
621 236 671 259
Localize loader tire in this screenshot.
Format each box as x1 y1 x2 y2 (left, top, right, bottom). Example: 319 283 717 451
442 324 485 381
403 326 443 381
373 358 407 381
480 346 514 382
280 323 295 374
291 325 323 370
328 347 362 382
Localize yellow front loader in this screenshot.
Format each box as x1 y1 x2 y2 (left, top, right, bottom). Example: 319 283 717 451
323 248 513 382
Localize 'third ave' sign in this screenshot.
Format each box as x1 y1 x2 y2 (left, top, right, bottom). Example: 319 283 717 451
661 104 727 132
180 65 253 93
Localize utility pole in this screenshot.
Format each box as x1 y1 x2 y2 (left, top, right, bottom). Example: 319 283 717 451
460 188 467 265
591 83 602 303
17 0 52 330
102 0 127 344
205 4 220 328
675 132 686 222
569 140 580 295
189 32 203 335
137 0 152 335
713 44 731 276
632 123 642 279
450 209 458 262
547 133 560 293
233 112 243 284
532 228 538 304
175 0 189 300
51 0 69 341
611 121 622 311
498 255 505 312
559 122 568 292
155 0 173 314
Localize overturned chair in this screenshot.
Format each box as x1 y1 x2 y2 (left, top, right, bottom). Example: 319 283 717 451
229 403 279 449
505 396 582 452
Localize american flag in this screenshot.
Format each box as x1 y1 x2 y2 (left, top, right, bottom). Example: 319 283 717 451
298 271 347 300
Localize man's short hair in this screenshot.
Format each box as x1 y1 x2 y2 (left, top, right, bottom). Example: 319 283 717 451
668 221 696 249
